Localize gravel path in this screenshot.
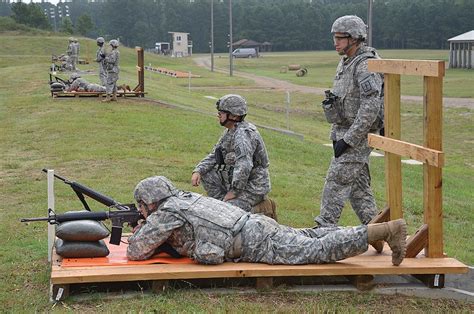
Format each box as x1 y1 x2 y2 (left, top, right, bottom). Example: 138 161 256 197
193 56 473 109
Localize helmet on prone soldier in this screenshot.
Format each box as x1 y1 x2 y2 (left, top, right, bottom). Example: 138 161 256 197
216 94 248 117
331 15 367 41
70 73 81 80
109 39 119 48
134 176 178 205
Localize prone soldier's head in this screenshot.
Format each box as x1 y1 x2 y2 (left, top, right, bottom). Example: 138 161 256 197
215 94 247 127
331 15 367 56
96 37 105 46
69 73 81 81
134 176 178 212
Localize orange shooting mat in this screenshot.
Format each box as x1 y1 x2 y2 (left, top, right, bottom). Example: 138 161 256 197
60 241 195 267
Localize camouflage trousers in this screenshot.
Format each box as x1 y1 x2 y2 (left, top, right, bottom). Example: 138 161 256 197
106 72 119 94
201 168 264 212
315 159 378 227
238 215 368 264
99 68 107 86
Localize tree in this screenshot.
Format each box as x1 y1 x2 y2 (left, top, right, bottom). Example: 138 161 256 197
76 14 94 36
11 2 51 30
60 16 74 34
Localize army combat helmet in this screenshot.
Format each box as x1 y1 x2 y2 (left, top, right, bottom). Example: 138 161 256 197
96 37 105 44
331 15 367 41
70 72 81 80
109 39 119 48
134 176 178 205
216 94 248 117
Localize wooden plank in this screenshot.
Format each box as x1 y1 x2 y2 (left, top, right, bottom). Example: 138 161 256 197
423 76 444 258
345 275 374 291
51 256 468 285
368 59 445 77
368 135 444 167
384 73 403 219
406 224 429 258
369 206 390 223
256 277 273 290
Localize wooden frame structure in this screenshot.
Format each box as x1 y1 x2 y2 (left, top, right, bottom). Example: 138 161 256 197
51 47 146 98
367 59 450 281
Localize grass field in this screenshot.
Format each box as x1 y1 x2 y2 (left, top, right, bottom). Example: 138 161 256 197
0 33 473 311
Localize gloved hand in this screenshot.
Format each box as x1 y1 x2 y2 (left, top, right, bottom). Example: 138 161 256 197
100 53 106 58
334 139 350 158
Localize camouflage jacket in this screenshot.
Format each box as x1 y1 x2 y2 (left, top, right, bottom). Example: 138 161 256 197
96 46 106 70
331 45 384 163
127 191 249 264
104 49 120 74
66 78 88 92
194 121 271 195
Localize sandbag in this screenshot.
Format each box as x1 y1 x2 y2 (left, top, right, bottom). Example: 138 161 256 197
56 219 110 241
55 239 110 258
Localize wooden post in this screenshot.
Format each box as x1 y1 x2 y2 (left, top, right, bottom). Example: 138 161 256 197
135 47 144 94
423 74 444 258
384 73 403 220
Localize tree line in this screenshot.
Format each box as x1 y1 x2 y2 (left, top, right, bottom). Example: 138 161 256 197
1 0 473 52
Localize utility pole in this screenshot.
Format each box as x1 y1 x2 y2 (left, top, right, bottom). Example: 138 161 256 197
367 0 373 46
228 0 233 76
210 0 214 72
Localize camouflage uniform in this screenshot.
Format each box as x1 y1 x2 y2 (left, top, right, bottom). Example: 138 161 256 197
70 40 79 71
66 38 74 70
315 44 384 227
67 77 106 93
193 120 271 211
127 177 368 264
104 46 120 95
96 41 107 86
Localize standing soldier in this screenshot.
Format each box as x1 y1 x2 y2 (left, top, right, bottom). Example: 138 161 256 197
72 38 80 71
95 37 107 86
314 15 384 246
66 37 74 71
191 94 276 219
102 39 120 102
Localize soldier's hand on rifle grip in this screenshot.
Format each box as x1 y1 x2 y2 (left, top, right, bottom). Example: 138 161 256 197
191 172 201 187
334 139 350 158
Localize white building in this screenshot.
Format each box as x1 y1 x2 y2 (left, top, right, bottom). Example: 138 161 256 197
168 31 192 57
448 30 474 69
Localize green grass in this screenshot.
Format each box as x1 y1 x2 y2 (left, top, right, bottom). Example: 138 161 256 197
0 32 473 311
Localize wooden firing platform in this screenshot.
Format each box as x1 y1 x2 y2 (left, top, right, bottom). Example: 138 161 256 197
51 241 467 301
52 91 146 98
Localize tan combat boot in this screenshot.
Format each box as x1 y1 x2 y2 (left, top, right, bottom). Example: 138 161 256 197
111 92 118 102
367 219 407 266
102 94 111 102
251 197 278 221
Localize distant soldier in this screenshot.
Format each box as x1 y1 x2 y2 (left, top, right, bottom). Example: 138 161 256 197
66 73 106 93
95 37 107 86
102 39 120 102
191 94 276 219
315 15 385 251
70 38 80 71
65 37 74 70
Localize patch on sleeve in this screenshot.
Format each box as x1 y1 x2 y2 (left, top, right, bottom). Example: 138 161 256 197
359 73 381 97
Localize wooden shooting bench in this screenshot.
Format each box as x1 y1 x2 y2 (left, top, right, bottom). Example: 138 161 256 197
47 59 468 301
51 47 146 98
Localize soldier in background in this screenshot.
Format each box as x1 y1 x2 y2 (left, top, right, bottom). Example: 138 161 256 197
66 37 74 70
66 73 106 93
95 37 107 86
314 15 385 251
102 39 120 102
71 38 80 71
127 176 407 266
191 94 276 219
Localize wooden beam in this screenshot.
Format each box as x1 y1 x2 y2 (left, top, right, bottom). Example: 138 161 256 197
413 274 445 288
368 135 444 167
368 59 445 77
256 277 273 290
369 206 390 223
345 275 374 291
384 73 403 219
406 224 428 258
423 76 444 258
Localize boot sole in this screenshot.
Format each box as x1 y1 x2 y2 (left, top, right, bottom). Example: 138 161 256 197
391 219 407 266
